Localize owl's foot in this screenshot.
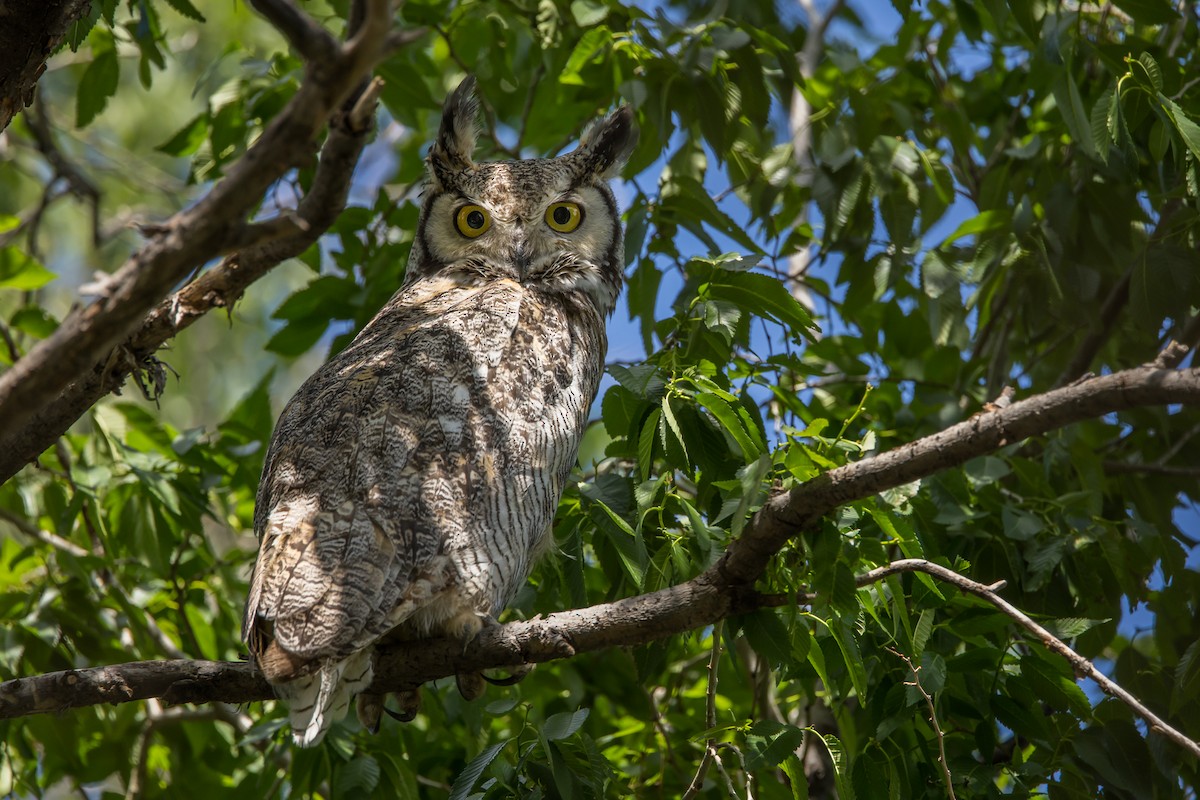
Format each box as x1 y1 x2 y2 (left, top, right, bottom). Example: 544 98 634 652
382 689 421 723
356 692 384 734
484 662 533 686
456 671 486 701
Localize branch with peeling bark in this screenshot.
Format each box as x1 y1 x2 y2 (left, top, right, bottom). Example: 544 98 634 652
0 0 402 483
3 360 1199 759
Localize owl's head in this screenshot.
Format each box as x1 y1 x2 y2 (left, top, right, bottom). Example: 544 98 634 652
407 77 636 316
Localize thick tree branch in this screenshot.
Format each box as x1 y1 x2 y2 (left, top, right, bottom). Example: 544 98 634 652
711 363 1200 586
2 345 1197 754
0 1 392 473
0 26 392 483
3 558 1196 759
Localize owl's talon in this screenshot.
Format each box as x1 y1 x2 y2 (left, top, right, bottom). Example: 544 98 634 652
384 705 417 723
484 662 533 686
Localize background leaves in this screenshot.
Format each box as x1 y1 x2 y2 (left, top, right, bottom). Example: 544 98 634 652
1 0 1199 797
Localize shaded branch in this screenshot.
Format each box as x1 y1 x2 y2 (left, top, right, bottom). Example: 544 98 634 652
0 2 394 479
4 556 1197 760
2 362 1198 760
0 68 388 483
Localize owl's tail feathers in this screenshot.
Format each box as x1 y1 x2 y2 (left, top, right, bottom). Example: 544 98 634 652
275 650 375 747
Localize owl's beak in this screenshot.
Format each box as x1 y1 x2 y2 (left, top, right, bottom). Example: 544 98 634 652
514 242 531 279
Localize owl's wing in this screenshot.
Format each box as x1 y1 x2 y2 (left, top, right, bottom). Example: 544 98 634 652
243 280 522 682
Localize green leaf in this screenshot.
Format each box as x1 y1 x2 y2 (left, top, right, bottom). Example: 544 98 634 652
1051 74 1097 160
542 708 589 741
741 609 793 666
938 209 1007 248
1110 0 1180 24
590 499 647 588
830 616 868 700
76 48 120 128
911 609 934 658
695 391 763 460
560 25 611 85
156 114 209 156
1157 93 1200 161
182 604 216 660
659 395 689 464
162 0 206 21
335 755 381 795
704 271 816 341
1134 53 1163 92
0 248 56 290
609 363 666 399
448 741 508 800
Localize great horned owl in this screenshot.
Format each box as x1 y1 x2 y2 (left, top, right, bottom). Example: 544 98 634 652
242 77 635 747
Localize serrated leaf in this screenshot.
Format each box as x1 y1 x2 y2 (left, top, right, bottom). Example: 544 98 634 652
912 609 934 658
636 407 660 481
705 271 816 341
335 755 381 795
1157 93 1200 161
1051 75 1097 160
77 48 120 128
830 616 868 700
1041 617 1109 639
608 363 666 399
1111 0 1180 24
449 741 508 800
0 248 56 290
543 708 589 741
660 395 689 464
1135 53 1163 92
182 604 216 660
590 499 647 588
695 391 762 460
156 113 209 156
560 25 611 85
741 609 793 666
162 0 206 21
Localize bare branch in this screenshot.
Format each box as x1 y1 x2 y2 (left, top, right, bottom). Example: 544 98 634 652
888 647 957 800
0 506 92 559
0 43 391 483
247 0 340 63
864 560 1200 760
682 622 723 800
0 1 394 474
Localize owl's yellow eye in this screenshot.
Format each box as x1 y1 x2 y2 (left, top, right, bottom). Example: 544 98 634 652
545 202 583 233
455 205 491 238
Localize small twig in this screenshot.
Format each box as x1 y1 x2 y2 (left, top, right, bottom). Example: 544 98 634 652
682 621 723 800
888 647 957 800
0 506 93 559
0 319 21 363
855 560 1200 759
25 97 102 248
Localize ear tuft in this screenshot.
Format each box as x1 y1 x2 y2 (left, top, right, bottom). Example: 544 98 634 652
430 76 479 180
575 106 637 178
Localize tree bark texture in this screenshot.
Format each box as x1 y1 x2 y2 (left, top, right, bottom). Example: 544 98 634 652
0 0 93 131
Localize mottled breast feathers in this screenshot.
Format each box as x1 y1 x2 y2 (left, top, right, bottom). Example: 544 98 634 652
242 76 636 746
